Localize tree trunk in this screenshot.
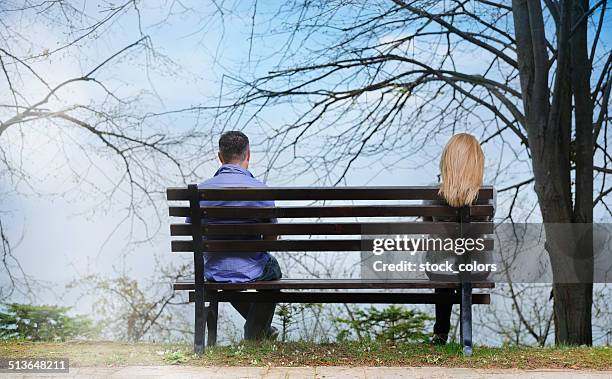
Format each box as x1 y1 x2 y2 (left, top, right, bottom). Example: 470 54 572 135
552 0 594 346
553 283 592 344
512 0 593 345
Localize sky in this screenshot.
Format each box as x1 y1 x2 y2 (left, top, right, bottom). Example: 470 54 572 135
0 0 610 344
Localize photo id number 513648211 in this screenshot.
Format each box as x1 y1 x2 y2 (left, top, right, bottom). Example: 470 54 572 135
0 358 69 373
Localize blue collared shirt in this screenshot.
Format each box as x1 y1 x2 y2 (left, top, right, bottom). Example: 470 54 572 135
194 164 274 283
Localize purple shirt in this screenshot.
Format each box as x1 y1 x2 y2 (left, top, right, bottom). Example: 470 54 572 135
196 164 274 283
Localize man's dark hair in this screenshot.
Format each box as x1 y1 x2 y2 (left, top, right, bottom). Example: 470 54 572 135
219 131 249 162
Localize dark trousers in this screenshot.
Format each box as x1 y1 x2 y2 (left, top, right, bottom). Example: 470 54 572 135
433 288 454 335
230 255 282 340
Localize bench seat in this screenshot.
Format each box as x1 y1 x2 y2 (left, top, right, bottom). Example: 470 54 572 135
173 278 495 290
175 279 494 304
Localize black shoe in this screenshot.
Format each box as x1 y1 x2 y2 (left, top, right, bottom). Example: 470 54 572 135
430 333 448 346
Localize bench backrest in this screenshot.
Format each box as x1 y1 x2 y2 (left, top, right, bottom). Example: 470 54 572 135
167 185 494 257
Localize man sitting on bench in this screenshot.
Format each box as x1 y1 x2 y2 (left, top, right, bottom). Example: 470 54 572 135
192 130 281 340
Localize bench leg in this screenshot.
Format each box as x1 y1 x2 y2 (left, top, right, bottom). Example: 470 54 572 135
194 286 207 354
460 282 473 356
207 300 218 347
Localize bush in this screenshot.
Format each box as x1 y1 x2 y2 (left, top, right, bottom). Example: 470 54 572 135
335 305 432 343
0 303 96 341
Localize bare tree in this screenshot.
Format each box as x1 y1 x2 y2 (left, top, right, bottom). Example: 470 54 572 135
68 264 192 342
0 1 213 299
205 0 611 345
477 284 554 346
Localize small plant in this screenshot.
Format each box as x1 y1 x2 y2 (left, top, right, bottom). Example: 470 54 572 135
0 303 96 341
335 305 432 343
164 350 189 365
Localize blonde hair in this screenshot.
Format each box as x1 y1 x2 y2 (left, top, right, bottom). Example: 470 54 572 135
438 133 485 207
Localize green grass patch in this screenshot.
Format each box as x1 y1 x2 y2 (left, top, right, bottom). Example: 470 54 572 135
0 340 609 370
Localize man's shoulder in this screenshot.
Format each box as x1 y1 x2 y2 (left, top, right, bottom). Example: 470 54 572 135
198 177 218 188
245 176 268 188
198 173 268 188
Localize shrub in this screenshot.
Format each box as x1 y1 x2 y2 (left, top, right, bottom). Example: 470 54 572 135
0 303 96 341
335 305 432 343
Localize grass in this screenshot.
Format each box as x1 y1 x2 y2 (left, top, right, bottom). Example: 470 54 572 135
0 340 610 370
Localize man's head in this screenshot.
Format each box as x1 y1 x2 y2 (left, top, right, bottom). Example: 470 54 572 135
218 131 250 168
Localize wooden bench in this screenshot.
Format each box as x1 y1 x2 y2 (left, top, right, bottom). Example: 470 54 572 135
167 185 495 356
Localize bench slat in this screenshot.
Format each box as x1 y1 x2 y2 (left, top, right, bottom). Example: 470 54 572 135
171 238 495 252
186 291 491 304
174 279 495 290
169 204 495 219
167 186 494 201
170 222 493 236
